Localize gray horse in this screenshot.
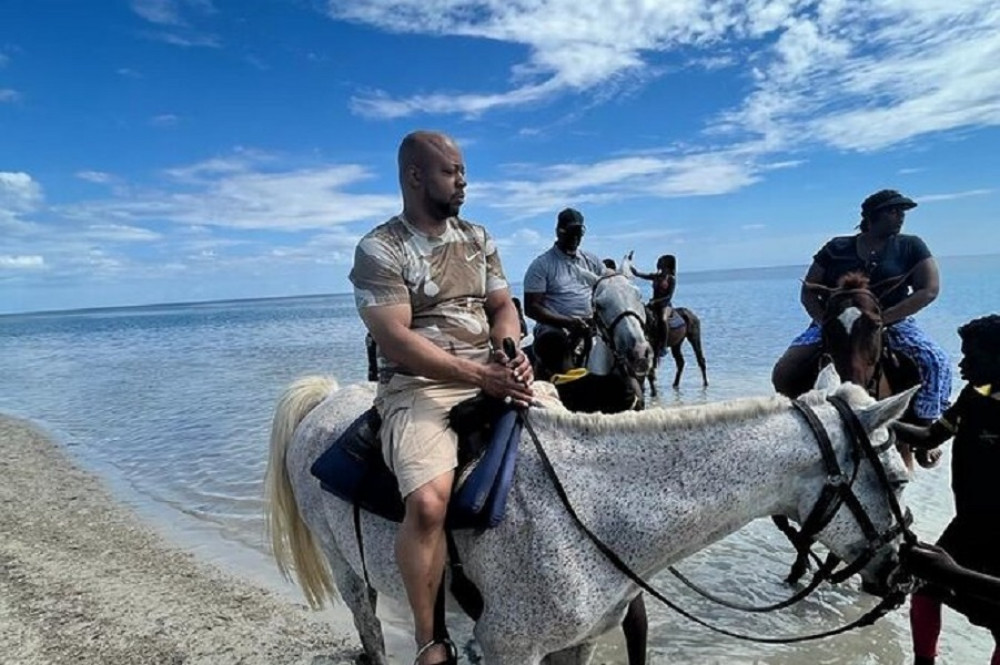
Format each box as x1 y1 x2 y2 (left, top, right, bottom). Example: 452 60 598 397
265 366 915 664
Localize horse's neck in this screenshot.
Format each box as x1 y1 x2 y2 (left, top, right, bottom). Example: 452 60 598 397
585 336 613 375
532 408 816 573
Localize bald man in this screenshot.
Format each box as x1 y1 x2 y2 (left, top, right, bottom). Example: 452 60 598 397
350 131 533 664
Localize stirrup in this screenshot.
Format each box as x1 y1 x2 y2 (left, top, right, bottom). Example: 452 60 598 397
414 637 458 665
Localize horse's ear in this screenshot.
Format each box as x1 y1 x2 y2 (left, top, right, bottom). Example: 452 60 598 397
574 264 600 287
856 385 919 432
813 364 841 393
620 251 634 276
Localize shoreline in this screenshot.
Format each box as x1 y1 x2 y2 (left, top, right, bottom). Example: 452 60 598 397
0 415 359 665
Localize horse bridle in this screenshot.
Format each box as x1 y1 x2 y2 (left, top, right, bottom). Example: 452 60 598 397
821 287 887 394
785 395 915 584
518 393 917 643
589 273 647 380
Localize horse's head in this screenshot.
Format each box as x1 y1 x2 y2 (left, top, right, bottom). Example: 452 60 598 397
585 261 653 380
796 367 916 597
809 272 884 390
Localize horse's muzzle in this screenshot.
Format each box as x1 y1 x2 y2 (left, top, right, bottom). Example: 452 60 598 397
861 549 904 597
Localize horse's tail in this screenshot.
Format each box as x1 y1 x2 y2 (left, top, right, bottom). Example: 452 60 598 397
264 375 339 608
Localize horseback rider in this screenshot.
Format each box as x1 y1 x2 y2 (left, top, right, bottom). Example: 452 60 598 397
771 189 951 465
631 254 679 353
350 131 534 665
523 208 608 379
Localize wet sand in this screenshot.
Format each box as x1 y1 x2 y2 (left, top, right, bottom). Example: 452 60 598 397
0 415 359 665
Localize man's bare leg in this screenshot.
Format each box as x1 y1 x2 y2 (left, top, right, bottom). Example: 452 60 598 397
397 472 454 664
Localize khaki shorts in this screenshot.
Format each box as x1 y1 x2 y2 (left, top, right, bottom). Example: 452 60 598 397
375 375 480 498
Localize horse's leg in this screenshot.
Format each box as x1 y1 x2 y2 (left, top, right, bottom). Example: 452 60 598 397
541 642 597 665
323 535 389 665
684 314 708 387
670 342 685 388
622 594 647 665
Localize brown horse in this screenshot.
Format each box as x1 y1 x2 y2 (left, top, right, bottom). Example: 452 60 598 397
808 271 926 468
642 304 708 395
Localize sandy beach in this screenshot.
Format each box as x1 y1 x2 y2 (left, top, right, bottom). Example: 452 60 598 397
0 415 359 665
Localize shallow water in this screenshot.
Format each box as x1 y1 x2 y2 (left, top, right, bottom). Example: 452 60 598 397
2 254 998 663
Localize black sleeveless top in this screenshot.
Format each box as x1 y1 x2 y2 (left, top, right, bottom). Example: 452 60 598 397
812 234 931 308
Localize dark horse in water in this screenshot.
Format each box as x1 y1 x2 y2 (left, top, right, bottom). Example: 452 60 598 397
642 304 708 395
777 270 925 584
807 271 926 468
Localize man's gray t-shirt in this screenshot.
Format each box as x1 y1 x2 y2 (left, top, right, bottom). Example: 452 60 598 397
523 245 605 322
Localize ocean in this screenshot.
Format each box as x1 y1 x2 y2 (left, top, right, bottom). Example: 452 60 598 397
2 254 998 664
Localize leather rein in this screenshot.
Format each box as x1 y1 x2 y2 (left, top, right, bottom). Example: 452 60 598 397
517 394 916 643
589 273 648 383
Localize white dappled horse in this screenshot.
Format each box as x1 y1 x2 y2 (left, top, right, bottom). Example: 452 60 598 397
265 366 915 664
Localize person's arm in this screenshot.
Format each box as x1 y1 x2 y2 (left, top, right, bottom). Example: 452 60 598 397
800 261 827 325
524 291 590 333
361 304 533 404
882 256 940 325
630 266 656 280
904 543 1000 606
891 419 953 449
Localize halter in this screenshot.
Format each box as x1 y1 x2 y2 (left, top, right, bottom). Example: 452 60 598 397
519 392 916 643
821 286 886 395
589 273 647 380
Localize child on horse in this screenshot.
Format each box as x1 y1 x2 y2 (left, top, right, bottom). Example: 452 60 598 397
895 314 1000 665
631 254 679 351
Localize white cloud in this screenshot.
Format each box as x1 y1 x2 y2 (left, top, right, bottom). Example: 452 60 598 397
0 53 9 68
149 113 180 127
86 224 163 242
476 145 771 217
60 154 400 231
916 188 994 203
117 68 143 78
328 0 1000 154
132 0 220 47
76 170 116 184
130 0 215 26
0 255 44 270
0 172 43 213
0 89 21 103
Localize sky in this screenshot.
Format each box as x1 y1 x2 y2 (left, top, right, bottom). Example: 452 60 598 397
1 0 998 315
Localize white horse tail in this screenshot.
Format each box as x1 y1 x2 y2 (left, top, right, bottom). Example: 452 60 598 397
264 375 338 608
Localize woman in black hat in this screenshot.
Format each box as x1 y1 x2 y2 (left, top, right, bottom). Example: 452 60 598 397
771 189 952 465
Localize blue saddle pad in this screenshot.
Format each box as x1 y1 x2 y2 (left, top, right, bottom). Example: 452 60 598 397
309 400 521 530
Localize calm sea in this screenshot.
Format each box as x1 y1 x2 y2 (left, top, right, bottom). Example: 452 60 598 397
2 254 998 664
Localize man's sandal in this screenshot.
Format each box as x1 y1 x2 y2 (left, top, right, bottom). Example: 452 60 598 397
414 637 458 665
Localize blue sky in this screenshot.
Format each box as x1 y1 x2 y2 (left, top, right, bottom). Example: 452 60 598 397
1 0 998 314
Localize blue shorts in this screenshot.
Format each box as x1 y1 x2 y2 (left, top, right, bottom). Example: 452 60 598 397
790 317 952 420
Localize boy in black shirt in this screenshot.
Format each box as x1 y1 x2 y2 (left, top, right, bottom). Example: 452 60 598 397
895 314 1000 665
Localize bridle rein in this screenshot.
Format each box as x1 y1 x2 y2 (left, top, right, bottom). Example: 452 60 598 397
589 272 648 382
518 392 917 643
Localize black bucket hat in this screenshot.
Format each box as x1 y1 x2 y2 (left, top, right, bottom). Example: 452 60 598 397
861 189 917 217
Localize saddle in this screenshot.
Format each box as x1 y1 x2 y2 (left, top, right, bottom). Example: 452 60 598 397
310 393 521 530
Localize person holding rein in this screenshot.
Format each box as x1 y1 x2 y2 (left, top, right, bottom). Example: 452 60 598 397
350 130 533 665
771 189 951 464
893 314 1000 665
523 208 608 379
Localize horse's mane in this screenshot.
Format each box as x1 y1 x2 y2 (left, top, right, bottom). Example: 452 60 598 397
836 271 870 290
529 381 872 434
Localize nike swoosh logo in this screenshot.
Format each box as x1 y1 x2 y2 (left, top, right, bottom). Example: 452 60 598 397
466 251 480 261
